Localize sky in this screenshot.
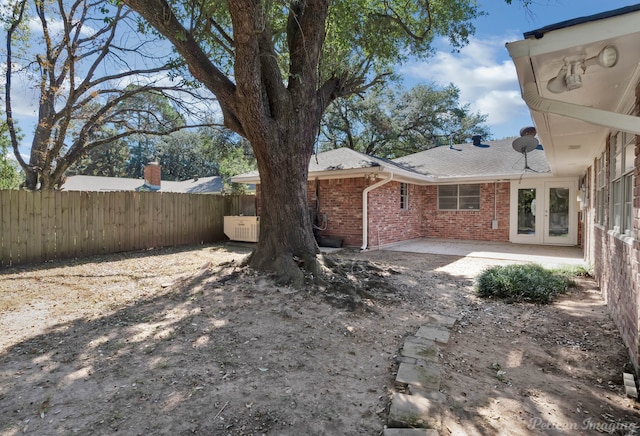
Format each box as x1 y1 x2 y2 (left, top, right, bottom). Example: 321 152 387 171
5 0 640 158
399 0 640 140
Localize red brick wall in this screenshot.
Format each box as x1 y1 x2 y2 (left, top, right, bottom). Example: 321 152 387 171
420 182 510 242
589 81 640 372
597 228 639 371
308 178 425 248
258 178 513 248
309 178 367 247
366 182 424 248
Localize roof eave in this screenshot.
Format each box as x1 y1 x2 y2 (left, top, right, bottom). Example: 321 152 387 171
507 7 640 58
230 166 436 185
432 172 554 184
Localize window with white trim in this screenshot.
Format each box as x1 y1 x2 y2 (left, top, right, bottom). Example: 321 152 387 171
400 183 409 210
610 131 635 235
595 152 606 225
438 184 480 210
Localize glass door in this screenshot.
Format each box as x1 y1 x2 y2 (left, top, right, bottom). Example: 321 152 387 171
517 188 537 237
543 183 574 244
511 185 540 244
510 179 577 245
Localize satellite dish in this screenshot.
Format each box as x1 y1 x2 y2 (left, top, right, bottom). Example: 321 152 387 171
512 136 540 172
512 136 538 154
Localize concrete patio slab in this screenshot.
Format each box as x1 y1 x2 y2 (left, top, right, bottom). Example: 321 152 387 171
383 238 584 267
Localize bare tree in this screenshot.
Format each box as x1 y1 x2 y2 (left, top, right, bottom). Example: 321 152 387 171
3 0 217 190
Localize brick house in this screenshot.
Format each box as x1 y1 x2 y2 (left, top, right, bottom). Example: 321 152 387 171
232 137 576 250
506 5 640 372
234 5 640 372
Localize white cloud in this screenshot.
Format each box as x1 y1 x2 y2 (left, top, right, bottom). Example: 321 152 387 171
113 70 222 122
399 35 533 139
0 63 39 118
27 14 98 38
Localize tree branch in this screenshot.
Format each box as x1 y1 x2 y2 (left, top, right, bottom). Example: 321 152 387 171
377 0 433 42
123 0 241 133
4 0 29 170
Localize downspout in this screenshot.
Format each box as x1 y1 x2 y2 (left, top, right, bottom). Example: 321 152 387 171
361 173 393 251
522 82 640 135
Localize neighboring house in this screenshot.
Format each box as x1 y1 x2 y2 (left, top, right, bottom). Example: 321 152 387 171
234 6 640 371
63 163 253 194
506 6 640 372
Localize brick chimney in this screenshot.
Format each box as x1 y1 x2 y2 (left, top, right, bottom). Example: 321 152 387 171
144 162 161 190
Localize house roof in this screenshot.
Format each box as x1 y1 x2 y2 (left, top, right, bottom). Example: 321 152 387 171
506 5 640 177
232 147 435 184
62 175 229 194
232 139 552 185
393 137 550 180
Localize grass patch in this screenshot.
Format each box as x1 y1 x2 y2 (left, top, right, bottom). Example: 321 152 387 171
476 263 579 304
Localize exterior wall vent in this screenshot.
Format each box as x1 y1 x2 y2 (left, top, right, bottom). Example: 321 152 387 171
224 216 260 242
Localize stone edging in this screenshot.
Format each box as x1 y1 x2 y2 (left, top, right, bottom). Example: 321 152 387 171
383 314 458 436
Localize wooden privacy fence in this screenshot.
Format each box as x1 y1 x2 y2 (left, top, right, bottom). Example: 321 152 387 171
0 190 256 267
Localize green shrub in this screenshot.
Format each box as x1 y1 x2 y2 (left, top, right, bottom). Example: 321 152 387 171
476 263 576 304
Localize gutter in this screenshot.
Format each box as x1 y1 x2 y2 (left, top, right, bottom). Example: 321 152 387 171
360 174 393 251
521 82 640 135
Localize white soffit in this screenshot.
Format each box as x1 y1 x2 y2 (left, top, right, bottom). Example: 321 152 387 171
506 7 640 177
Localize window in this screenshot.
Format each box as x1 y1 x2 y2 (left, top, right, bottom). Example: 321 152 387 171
595 152 606 225
610 132 635 234
400 183 409 210
438 184 480 210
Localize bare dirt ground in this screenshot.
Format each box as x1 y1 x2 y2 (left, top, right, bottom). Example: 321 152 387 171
1 243 639 435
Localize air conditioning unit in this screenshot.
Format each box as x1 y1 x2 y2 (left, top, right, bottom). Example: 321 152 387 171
224 216 260 242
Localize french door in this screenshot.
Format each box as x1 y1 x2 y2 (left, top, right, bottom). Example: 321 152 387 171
510 179 578 245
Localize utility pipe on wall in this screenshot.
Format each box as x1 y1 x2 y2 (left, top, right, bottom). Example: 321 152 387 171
360 174 393 251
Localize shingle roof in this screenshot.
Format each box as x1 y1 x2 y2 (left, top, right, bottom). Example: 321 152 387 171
392 137 551 179
308 147 405 172
232 139 551 183
232 147 424 181
62 175 228 193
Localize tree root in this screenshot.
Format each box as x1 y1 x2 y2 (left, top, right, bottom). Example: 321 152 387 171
213 251 400 313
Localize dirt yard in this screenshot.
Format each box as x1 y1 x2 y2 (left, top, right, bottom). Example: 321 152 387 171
1 244 639 435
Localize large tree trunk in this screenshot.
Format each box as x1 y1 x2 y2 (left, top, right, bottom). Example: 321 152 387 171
245 107 322 286
249 146 319 285
121 0 331 285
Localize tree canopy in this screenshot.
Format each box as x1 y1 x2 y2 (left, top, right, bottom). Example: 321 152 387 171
320 82 491 158
2 0 218 190
119 0 516 284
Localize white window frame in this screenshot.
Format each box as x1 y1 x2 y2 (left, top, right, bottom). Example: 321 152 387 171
595 152 606 225
609 132 635 235
438 184 480 210
400 183 409 210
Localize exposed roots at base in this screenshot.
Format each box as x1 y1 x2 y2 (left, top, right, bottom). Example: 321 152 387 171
208 251 402 314
318 253 402 313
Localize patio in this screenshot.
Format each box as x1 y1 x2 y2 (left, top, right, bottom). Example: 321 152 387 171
382 238 585 268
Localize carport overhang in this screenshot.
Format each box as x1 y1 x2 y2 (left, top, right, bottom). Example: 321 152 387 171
505 5 640 177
